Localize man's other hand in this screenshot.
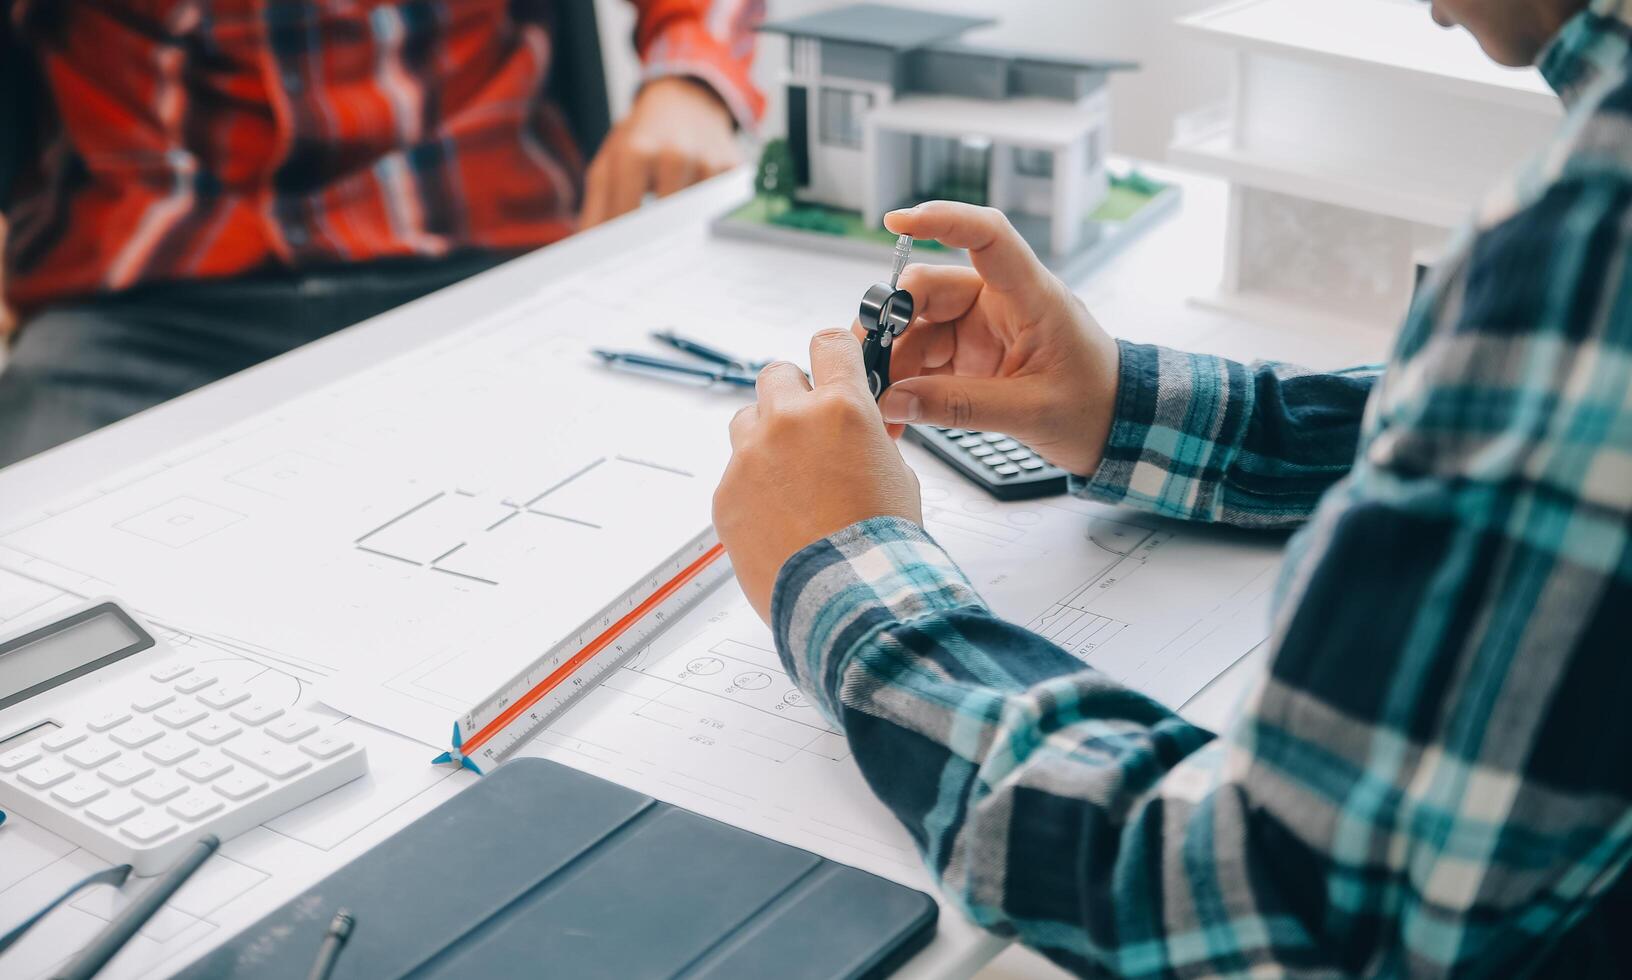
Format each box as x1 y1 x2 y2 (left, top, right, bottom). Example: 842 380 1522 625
579 77 740 229
869 202 1122 477
713 329 923 622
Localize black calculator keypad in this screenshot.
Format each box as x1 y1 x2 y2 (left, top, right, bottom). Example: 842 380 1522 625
905 425 1070 501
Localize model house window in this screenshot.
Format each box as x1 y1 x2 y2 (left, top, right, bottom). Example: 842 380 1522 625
820 89 873 149
1084 130 1102 172
1012 147 1054 178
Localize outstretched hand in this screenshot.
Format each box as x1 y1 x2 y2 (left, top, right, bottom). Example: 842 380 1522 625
579 78 741 229
863 202 1122 477
713 329 922 622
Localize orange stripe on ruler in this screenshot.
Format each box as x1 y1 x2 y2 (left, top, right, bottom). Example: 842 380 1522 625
461 543 727 758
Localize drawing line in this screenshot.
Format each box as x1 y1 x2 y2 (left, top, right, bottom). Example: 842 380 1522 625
355 492 445 544
524 457 606 508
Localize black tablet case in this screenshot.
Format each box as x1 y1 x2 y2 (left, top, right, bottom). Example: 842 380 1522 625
176 757 937 979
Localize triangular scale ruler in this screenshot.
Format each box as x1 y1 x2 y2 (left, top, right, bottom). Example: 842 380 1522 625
434 528 730 774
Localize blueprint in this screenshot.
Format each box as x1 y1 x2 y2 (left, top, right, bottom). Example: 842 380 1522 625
0 223 1281 977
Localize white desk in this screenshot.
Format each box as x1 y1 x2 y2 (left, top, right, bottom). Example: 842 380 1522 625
0 166 1394 980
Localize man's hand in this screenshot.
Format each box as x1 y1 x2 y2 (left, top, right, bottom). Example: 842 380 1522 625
579 77 740 229
869 202 1122 477
714 329 923 621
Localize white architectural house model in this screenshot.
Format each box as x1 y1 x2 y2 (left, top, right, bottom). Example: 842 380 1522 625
758 3 1138 261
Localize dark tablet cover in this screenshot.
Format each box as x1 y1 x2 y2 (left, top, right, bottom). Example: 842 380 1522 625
176 757 937 979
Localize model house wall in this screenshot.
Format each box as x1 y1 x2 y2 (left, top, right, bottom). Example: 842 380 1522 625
761 3 1136 260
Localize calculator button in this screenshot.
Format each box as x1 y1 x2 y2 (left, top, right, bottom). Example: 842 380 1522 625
225 736 312 780
1020 459 1046 471
992 439 1019 452
150 661 194 683
942 429 966 438
40 727 88 752
131 686 176 713
982 433 1006 443
265 716 320 743
65 739 120 769
968 445 995 458
111 719 165 749
18 759 75 789
155 703 209 729
179 754 233 783
87 709 133 732
173 673 217 695
86 795 143 826
231 701 284 726
121 812 179 844
300 733 354 760
144 737 199 766
0 745 43 772
213 771 268 801
957 436 983 449
51 778 109 808
1006 449 1032 462
133 771 189 804
189 719 242 746
168 793 224 823
994 464 1021 476
198 685 251 710
981 455 1007 468
99 756 155 787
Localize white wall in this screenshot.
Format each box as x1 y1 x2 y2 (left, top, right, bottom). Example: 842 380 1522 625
595 0 1234 161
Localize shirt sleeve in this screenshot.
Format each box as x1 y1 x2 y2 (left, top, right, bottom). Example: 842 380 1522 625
771 174 1632 976
1080 340 1379 529
627 0 766 131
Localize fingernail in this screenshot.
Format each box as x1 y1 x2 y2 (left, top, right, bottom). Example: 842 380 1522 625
879 389 921 423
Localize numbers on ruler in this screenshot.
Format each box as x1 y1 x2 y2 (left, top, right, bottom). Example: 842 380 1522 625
689 735 716 746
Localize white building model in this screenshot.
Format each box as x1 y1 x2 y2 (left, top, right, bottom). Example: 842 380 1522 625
760 3 1137 261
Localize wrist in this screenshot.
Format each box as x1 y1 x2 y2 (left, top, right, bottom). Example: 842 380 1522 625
638 76 734 127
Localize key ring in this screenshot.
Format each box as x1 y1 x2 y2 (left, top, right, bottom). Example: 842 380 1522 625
860 235 915 400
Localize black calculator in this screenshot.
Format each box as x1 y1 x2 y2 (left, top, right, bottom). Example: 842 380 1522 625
905 425 1070 501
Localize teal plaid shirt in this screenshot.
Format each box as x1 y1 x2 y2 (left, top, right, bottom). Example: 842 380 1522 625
769 3 1632 975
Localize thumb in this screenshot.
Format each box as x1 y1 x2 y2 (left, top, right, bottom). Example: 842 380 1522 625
878 375 1038 434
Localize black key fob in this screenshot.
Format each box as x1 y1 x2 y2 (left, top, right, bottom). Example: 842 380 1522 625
859 282 913 400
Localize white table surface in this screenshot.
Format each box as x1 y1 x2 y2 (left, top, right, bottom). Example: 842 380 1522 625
0 165 1396 979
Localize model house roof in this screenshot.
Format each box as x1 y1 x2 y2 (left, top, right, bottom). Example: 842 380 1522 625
758 3 994 51
925 41 1138 76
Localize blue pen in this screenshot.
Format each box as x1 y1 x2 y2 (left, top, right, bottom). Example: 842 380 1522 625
652 330 769 373
592 349 758 388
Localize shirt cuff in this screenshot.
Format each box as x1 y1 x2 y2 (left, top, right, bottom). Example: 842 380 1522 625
639 15 766 133
769 516 985 724
1073 339 1254 523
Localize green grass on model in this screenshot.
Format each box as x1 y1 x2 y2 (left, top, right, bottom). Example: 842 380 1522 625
731 165 1168 251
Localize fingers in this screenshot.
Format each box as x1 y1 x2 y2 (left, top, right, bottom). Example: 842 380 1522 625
653 149 696 198
897 264 983 325
605 144 650 221
878 374 1038 432
579 155 611 229
728 404 757 447
887 320 957 382
755 360 811 410
808 328 869 395
884 202 1049 296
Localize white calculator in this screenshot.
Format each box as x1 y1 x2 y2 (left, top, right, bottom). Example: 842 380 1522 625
0 599 367 875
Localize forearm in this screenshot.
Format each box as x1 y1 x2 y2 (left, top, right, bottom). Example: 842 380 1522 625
772 518 1322 975
1083 341 1378 529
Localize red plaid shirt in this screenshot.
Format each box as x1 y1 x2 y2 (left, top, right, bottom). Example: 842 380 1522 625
3 0 764 315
